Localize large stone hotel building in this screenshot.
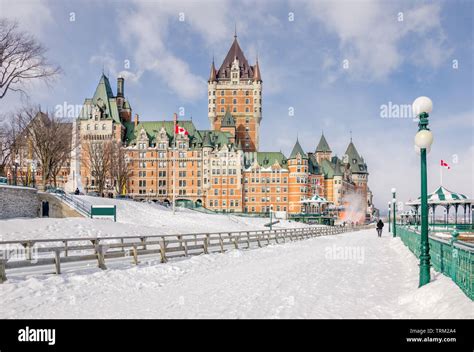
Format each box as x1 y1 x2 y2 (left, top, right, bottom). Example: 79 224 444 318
71 36 375 220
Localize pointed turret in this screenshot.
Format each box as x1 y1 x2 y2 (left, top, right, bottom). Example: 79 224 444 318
316 133 331 153
345 140 367 174
253 58 262 82
289 138 307 159
93 73 114 102
208 59 217 82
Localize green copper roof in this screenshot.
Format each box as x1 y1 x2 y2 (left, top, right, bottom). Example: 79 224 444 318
202 131 212 147
332 156 344 176
345 141 368 174
256 152 288 168
243 151 288 169
316 133 331 152
289 139 307 159
78 74 124 124
126 120 198 145
308 154 322 174
125 121 234 150
320 157 344 178
221 109 236 127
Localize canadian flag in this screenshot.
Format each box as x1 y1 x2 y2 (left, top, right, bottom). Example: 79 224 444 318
175 124 189 136
440 160 451 170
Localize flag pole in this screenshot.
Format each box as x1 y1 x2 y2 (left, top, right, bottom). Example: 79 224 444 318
173 113 177 215
440 163 443 186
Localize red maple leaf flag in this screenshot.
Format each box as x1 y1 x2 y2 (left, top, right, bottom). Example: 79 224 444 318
440 160 451 170
175 124 189 136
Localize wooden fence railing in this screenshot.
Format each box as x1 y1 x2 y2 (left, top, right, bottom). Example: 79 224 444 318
0 225 371 282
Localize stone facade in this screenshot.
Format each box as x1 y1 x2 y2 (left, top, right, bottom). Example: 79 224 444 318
0 185 39 219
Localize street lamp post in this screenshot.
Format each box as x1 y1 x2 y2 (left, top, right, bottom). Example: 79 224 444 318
392 188 397 237
388 201 391 232
270 204 273 231
413 96 434 287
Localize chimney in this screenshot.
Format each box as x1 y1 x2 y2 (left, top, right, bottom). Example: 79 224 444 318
117 77 124 97
134 114 139 127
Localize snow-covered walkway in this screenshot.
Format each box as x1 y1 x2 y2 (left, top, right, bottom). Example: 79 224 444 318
1 229 472 319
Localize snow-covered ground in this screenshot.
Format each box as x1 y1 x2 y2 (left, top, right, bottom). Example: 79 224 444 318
1 229 472 319
0 195 309 241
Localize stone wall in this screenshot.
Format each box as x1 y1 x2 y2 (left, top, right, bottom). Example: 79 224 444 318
0 185 39 219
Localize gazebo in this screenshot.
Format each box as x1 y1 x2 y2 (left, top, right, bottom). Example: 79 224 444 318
300 194 332 214
406 186 473 226
399 208 417 225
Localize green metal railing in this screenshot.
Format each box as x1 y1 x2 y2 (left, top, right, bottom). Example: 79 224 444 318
396 225 473 300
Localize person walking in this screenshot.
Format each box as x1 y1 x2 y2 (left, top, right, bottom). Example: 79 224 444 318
376 219 384 237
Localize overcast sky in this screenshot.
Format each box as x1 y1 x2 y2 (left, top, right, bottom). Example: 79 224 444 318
1 0 473 213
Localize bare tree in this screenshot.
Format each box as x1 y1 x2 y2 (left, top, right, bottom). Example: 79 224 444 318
84 140 113 197
0 114 18 176
0 18 61 99
14 107 73 190
111 141 131 195
50 123 72 187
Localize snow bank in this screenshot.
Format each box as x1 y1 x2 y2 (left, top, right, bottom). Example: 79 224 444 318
0 195 310 241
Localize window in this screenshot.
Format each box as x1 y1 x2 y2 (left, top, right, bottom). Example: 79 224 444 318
220 98 224 104
233 98 237 104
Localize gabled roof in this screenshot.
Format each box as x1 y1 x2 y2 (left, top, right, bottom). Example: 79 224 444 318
124 120 236 150
221 109 236 127
217 37 254 80
257 152 288 168
243 151 288 170
345 140 368 174
289 139 307 159
316 133 331 153
125 120 198 146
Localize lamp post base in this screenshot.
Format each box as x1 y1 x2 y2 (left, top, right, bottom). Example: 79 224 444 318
419 253 431 287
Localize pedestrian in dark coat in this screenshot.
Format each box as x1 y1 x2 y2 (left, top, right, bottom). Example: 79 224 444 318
376 219 384 237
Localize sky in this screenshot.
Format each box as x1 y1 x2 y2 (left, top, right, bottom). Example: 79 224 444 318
1 0 473 213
